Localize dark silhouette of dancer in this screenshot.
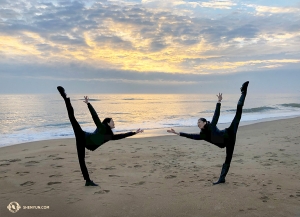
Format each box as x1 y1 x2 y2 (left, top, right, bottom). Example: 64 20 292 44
167 81 249 185
57 86 144 186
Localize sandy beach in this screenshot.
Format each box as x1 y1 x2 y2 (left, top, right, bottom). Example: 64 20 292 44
1 117 300 217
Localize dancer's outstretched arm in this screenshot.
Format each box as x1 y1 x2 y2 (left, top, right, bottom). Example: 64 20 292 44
167 128 206 140
111 128 143 140
211 93 222 126
84 96 106 133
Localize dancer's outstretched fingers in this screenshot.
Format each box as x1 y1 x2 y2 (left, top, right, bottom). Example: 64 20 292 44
167 128 176 134
136 128 144 133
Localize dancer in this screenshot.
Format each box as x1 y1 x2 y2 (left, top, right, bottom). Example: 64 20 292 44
167 81 249 185
57 86 144 186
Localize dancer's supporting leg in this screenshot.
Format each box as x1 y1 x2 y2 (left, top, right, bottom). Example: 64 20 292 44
213 81 249 185
57 86 97 186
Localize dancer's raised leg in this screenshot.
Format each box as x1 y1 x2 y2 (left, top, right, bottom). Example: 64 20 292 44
57 86 82 136
213 81 249 185
57 86 98 186
228 81 249 134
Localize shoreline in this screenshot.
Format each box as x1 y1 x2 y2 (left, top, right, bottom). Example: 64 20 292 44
1 115 300 148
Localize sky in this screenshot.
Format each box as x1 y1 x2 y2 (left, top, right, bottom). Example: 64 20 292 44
0 0 299 94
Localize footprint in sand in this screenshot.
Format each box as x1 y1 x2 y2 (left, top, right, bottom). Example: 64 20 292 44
0 163 10 166
26 161 39 164
43 146 48 148
8 159 21 162
165 175 177 179
260 195 269 202
261 162 272 166
108 174 121 177
53 157 64 160
94 190 110 194
25 156 35 159
25 161 39 167
134 165 142 168
51 164 63 168
20 181 35 186
132 181 146 186
48 154 58 158
16 172 30 176
47 182 62 185
59 144 66 146
101 166 116 170
67 198 82 204
49 174 62 178
233 159 244 164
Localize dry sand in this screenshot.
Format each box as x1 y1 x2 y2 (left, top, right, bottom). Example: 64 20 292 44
0 117 300 217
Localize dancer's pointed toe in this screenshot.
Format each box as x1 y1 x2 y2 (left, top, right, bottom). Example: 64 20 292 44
57 86 67 98
85 180 98 186
213 163 230 186
240 81 249 93
213 179 225 185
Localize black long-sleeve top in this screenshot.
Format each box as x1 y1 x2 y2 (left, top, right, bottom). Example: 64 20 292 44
179 103 229 148
84 103 136 151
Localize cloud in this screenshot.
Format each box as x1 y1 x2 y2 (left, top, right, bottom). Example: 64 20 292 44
142 0 237 10
0 0 299 78
247 4 300 14
0 8 20 19
198 0 237 9
142 0 186 7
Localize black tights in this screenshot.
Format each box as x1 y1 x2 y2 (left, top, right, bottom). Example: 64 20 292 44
225 105 243 164
64 98 90 181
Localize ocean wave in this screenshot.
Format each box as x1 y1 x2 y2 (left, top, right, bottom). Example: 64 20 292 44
122 98 144 101
227 106 276 113
199 110 214 113
85 99 101 102
280 103 300 108
35 122 90 128
73 98 102 101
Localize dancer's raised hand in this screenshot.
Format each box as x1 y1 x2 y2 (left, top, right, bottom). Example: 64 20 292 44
136 128 144 134
167 128 179 135
83 96 89 104
216 93 222 102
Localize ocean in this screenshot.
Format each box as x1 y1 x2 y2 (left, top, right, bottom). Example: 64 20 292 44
1 93 300 148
